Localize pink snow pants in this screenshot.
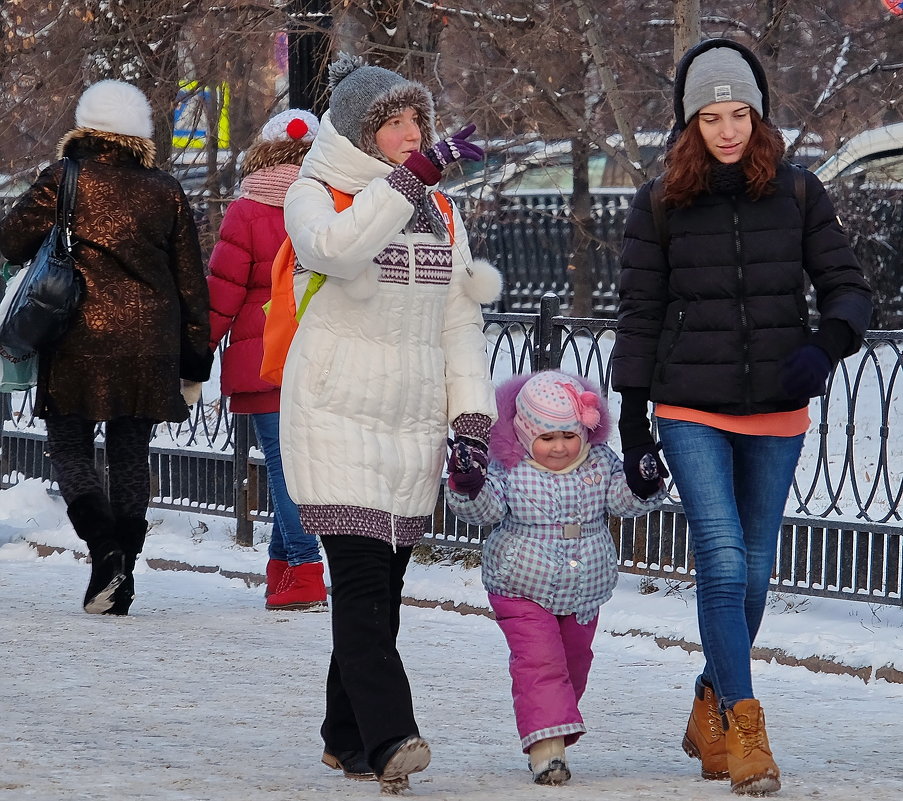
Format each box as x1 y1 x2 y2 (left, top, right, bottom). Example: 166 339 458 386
489 593 598 752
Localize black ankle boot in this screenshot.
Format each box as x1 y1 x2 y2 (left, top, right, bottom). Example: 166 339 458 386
67 492 127 614
107 517 148 616
83 549 127 613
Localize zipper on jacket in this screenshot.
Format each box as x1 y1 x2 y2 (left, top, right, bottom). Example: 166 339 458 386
391 232 417 523
732 199 753 410
656 309 686 384
665 310 686 362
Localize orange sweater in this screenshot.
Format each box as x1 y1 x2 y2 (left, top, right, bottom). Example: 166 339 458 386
654 404 809 437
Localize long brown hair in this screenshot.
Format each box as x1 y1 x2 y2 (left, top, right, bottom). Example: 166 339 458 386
663 111 785 207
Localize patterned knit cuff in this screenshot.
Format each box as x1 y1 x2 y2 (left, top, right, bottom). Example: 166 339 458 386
401 152 442 186
386 164 432 205
452 413 492 449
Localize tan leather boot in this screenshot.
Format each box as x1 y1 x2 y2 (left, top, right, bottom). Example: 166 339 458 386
682 678 729 780
724 699 781 795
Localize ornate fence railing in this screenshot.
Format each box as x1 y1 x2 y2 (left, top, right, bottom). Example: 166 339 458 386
459 192 632 314
2 293 901 605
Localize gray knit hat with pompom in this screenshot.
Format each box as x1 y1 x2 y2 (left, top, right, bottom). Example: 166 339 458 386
327 52 436 160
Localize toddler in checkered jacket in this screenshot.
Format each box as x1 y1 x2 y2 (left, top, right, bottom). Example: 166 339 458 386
446 370 666 786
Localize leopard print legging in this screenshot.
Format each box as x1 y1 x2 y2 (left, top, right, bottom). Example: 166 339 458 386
45 414 154 519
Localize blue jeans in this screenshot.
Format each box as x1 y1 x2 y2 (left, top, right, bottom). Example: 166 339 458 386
657 418 804 708
251 412 321 566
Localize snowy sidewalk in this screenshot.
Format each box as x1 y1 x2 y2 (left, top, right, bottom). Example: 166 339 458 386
1 480 903 800
1 555 902 801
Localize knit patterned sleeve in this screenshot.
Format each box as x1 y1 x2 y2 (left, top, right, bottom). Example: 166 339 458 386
451 413 492 449
385 164 428 206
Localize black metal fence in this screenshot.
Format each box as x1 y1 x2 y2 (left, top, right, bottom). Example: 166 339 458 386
3 293 902 606
459 192 632 314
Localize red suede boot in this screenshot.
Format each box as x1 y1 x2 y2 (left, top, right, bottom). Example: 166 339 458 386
265 562 328 611
265 558 289 599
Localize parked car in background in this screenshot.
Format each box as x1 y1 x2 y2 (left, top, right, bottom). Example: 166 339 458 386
814 122 903 187
442 134 666 313
444 133 665 200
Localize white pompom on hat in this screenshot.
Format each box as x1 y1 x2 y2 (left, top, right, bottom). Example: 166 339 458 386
75 79 154 139
260 108 319 144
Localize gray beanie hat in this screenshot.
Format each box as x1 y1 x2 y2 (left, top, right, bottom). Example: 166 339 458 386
327 52 435 160
683 47 763 121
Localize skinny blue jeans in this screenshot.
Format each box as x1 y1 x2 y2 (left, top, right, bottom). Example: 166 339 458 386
657 418 804 708
251 412 321 566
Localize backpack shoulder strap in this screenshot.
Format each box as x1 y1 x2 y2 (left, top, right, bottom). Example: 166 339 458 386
58 157 80 251
649 175 668 254
432 192 455 245
791 164 807 226
289 184 353 322
326 184 354 212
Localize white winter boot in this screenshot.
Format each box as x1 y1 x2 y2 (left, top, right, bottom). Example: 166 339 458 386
528 737 570 785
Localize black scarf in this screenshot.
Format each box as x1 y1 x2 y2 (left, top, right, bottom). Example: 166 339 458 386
709 161 748 195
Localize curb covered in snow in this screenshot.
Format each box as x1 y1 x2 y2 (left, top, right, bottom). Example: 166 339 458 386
30 542 903 686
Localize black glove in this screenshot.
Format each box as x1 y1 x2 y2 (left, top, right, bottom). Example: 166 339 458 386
781 344 832 398
446 438 488 500
622 443 669 500
781 319 853 399
425 124 485 171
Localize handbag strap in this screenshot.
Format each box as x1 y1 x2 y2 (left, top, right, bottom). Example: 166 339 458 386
56 157 80 252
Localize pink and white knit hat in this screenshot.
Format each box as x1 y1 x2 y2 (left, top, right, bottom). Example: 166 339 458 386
513 371 602 456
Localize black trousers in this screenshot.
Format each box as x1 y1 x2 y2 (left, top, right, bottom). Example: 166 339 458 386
45 414 154 519
319 534 418 762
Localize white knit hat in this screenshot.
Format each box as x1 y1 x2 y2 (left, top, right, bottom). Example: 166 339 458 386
513 371 602 456
260 108 319 144
75 79 154 139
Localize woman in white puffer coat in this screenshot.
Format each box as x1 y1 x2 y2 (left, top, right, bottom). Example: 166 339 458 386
281 52 499 793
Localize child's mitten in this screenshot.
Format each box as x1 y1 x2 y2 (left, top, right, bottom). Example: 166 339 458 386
447 439 488 500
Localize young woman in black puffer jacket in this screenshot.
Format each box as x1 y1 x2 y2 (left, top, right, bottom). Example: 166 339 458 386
612 38 872 797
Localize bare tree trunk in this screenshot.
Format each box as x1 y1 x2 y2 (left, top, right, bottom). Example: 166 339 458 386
573 0 642 180
673 0 701 61
568 135 594 318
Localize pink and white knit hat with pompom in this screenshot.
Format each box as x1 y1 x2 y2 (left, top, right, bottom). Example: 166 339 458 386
513 371 602 456
260 108 319 144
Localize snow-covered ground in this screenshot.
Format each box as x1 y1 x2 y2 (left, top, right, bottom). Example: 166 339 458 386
1 479 902 800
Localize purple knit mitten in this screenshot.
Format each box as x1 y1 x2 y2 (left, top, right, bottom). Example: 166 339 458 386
447 439 488 500
425 124 485 170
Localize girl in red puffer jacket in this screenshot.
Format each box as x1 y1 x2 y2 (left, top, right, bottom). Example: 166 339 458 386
207 108 326 611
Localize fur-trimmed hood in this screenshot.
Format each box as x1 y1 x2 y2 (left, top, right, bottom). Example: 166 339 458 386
357 82 436 162
490 372 612 469
57 127 156 169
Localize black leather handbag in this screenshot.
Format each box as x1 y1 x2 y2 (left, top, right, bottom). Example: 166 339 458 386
0 157 85 351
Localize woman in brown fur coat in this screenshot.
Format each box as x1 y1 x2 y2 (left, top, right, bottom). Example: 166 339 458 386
0 80 211 616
